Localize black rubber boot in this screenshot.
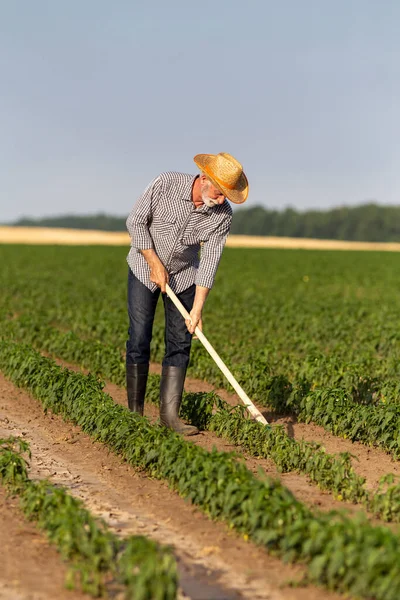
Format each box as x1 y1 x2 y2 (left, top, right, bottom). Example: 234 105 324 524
160 366 199 435
126 363 149 415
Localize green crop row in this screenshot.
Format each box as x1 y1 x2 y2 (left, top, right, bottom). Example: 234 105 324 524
2 245 400 409
3 245 400 459
4 313 400 521
0 436 177 599
2 245 400 461
2 339 400 599
146 379 400 523
271 386 400 458
0 317 369 501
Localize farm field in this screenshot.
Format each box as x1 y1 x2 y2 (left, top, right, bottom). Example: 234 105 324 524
2 243 400 598
4 225 400 251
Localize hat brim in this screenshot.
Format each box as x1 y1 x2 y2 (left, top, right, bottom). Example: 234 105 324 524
193 154 249 204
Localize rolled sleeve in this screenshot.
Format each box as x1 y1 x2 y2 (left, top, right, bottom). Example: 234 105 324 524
195 216 232 289
126 177 162 250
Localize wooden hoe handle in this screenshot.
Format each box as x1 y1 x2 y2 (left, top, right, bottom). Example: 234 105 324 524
165 284 268 426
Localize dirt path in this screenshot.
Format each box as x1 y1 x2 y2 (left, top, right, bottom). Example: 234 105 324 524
3 350 399 599
0 487 91 600
0 373 344 600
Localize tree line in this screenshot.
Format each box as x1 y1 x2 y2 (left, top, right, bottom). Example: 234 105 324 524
231 203 400 242
9 203 400 242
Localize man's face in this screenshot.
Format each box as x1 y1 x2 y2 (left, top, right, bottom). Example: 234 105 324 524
200 178 225 207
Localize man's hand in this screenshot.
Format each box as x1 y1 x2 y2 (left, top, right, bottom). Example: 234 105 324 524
141 249 169 293
186 286 210 335
149 263 169 293
185 310 203 335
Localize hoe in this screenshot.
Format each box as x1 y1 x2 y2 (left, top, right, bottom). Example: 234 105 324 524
166 284 268 426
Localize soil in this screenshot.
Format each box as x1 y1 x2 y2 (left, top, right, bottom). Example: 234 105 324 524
51 358 397 518
2 341 399 598
159 364 400 495
0 487 91 600
0 372 346 600
1 353 400 598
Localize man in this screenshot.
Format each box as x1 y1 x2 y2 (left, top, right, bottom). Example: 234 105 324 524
125 152 248 435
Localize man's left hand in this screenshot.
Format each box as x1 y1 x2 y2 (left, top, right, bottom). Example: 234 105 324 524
185 310 203 335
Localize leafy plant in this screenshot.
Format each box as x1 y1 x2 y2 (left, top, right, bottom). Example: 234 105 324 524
0 436 177 599
3 341 400 599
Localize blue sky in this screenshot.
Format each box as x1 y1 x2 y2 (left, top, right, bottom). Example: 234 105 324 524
1 1 400 221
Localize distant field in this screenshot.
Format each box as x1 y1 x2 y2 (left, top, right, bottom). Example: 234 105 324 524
2 225 400 250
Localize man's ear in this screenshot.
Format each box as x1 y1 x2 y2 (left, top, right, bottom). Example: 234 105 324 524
199 173 207 184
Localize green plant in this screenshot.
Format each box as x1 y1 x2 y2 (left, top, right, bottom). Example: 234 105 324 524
3 341 400 599
0 437 177 599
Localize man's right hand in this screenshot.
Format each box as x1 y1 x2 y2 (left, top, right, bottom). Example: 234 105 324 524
150 263 169 293
140 249 169 292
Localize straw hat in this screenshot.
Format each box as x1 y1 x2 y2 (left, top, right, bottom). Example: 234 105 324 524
193 152 249 204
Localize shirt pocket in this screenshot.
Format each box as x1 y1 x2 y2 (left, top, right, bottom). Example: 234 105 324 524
151 209 177 235
181 224 212 246
180 229 201 246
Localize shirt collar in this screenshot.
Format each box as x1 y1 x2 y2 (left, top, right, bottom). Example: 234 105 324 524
183 175 198 202
198 203 213 215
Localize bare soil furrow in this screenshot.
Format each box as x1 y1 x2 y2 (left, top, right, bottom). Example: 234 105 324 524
0 373 343 600
0 488 91 600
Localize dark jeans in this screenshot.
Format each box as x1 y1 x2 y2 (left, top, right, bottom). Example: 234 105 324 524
126 269 195 369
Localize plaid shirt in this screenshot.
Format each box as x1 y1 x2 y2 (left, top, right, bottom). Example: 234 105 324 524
126 171 233 293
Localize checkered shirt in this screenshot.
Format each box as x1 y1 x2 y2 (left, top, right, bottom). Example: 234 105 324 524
126 171 233 293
